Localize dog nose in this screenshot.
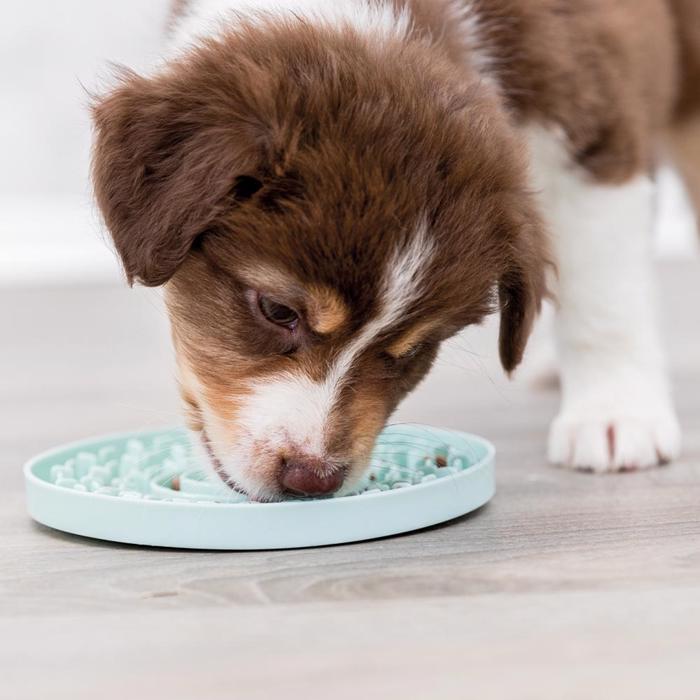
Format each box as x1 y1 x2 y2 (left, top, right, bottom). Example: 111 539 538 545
280 457 345 497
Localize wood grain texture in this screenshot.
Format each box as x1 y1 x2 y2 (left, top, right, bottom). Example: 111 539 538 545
1 262 699 700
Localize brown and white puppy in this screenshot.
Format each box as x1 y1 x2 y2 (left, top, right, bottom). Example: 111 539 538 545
92 0 699 499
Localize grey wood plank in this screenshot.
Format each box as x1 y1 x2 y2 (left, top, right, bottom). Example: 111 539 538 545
1 261 699 699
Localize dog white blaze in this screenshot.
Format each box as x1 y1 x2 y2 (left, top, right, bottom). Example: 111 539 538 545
450 0 501 90
238 221 434 460
527 125 681 471
169 0 411 51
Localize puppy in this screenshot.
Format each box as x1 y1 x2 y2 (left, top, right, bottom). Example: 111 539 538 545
91 0 699 500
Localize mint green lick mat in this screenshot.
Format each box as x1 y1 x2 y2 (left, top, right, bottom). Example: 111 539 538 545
24 424 495 550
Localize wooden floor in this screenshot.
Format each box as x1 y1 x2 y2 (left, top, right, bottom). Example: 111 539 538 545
1 261 699 700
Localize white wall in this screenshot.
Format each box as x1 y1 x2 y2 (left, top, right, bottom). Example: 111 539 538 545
0 1 696 285
0 0 171 284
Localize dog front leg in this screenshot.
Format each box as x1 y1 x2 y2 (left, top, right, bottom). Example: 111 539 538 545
528 127 682 471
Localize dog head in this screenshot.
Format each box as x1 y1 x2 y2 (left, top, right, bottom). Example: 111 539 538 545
92 21 547 500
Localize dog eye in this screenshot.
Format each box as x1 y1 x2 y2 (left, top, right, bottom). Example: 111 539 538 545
258 295 299 330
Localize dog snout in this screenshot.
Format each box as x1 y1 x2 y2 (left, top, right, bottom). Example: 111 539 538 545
279 456 346 497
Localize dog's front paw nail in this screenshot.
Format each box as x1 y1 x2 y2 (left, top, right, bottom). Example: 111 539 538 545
548 409 681 472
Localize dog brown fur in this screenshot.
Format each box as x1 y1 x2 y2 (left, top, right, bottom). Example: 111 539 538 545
407 1 696 183
666 0 700 219
92 18 547 351
669 0 700 120
92 0 698 496
467 0 678 182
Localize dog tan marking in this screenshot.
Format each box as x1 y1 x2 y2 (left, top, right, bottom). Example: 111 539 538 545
307 285 349 335
180 386 205 432
348 395 388 463
170 307 253 443
171 334 206 432
236 263 299 296
386 320 437 359
177 341 253 433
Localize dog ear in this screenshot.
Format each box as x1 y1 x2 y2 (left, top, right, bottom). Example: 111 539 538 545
91 69 265 287
498 215 549 375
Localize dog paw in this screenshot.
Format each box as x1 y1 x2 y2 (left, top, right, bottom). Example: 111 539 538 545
548 406 681 472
